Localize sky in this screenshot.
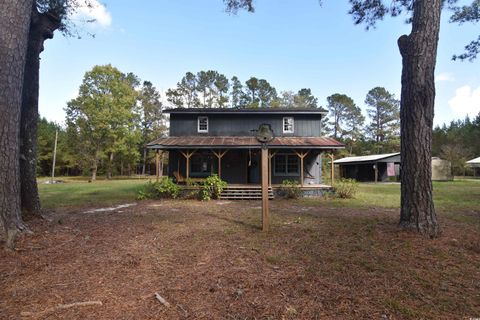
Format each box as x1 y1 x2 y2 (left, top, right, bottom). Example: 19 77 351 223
39 0 480 127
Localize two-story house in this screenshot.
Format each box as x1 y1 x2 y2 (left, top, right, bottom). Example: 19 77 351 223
147 108 343 194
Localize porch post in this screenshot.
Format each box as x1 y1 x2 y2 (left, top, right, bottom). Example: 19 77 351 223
374 162 378 183
212 149 228 179
294 150 309 187
329 153 335 186
180 150 196 180
268 150 277 186
300 156 304 186
159 151 163 179
155 150 160 182
261 146 269 232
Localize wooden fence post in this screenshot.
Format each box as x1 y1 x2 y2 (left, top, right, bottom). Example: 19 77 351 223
261 147 269 232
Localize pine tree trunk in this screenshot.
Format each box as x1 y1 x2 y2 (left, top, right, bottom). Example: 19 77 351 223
398 0 441 237
20 6 60 216
0 0 33 248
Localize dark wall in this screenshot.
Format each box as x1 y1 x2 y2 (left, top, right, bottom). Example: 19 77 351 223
270 151 322 185
169 113 323 137
167 150 324 185
222 150 248 184
340 163 390 182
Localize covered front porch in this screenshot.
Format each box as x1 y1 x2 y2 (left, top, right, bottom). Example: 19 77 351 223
147 136 344 196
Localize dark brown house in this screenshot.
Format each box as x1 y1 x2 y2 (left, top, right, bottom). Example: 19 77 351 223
147 108 343 196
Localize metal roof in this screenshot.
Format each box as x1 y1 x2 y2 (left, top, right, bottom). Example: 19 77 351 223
467 157 480 164
164 107 328 115
334 152 401 164
147 136 344 149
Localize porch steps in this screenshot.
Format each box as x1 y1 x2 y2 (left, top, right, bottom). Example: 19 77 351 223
220 186 274 200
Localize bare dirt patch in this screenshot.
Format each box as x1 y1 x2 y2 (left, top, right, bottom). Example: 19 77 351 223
1 200 479 319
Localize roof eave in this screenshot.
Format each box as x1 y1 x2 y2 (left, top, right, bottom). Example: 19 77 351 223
164 108 328 115
147 145 344 150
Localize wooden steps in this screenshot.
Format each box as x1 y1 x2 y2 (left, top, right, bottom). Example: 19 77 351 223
220 186 274 200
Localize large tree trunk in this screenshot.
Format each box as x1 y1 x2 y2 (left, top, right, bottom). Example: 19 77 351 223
397 0 441 237
20 6 60 217
91 158 98 182
0 0 34 248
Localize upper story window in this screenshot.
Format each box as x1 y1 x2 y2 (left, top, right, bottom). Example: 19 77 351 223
283 117 294 133
198 116 208 133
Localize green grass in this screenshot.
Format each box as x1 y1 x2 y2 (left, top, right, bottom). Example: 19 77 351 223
38 177 480 213
301 179 480 212
38 178 147 209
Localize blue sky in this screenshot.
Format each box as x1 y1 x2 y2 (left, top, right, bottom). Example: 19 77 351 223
39 0 480 127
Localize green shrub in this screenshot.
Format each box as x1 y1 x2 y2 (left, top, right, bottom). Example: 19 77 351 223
333 178 359 199
279 179 302 199
137 177 180 200
185 178 199 186
200 174 227 201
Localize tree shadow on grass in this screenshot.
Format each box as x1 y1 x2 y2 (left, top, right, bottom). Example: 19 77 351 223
203 212 261 231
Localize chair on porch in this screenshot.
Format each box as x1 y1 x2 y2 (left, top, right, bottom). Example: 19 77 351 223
173 171 205 184
173 171 185 183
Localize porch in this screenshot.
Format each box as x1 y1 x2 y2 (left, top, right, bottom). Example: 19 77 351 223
181 183 333 200
147 135 343 198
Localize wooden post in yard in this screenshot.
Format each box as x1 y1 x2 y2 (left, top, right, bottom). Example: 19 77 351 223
329 153 335 186
261 146 269 232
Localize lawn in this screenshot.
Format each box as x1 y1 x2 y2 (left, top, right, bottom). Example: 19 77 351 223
0 179 478 319
39 177 480 212
302 179 480 212
38 177 147 209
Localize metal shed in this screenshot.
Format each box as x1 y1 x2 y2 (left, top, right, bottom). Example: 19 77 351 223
334 153 400 182
467 157 480 176
335 153 454 182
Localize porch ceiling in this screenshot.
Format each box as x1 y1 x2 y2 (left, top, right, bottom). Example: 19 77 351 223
147 136 344 150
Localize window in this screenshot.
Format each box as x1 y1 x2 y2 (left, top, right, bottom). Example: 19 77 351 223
274 154 299 176
283 117 294 133
198 116 208 133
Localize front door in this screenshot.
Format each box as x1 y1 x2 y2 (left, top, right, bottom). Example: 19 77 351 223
247 150 260 184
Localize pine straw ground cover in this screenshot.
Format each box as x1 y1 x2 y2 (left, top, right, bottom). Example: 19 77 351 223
1 199 479 319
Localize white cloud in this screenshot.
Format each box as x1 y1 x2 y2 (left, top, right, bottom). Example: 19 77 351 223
448 85 480 118
72 0 112 28
436 72 455 82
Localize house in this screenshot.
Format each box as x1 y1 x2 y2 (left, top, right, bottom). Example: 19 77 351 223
467 157 480 177
335 153 453 182
146 108 344 196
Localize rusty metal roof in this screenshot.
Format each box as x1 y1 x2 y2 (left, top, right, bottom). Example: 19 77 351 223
334 153 400 164
147 136 344 149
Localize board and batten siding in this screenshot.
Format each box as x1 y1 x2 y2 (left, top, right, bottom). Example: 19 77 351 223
169 114 323 137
